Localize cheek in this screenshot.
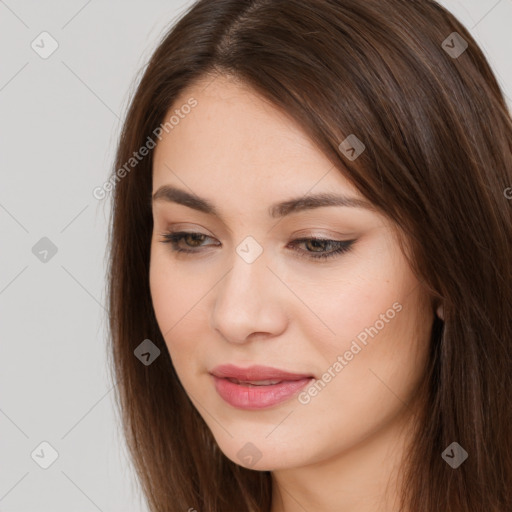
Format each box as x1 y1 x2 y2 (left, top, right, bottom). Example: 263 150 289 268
294 246 406 359
149 253 178 334
303 276 431 422
149 247 204 333
149 249 211 376
296 239 431 406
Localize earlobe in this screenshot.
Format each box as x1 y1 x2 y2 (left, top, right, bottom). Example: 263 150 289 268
436 304 444 321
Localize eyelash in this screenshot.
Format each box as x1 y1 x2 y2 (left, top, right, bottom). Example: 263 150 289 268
158 231 355 261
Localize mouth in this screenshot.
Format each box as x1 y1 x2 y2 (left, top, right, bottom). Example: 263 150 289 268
224 378 287 386
209 364 315 410
210 363 314 382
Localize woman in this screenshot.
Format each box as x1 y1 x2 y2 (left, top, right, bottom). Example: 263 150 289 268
106 1 512 510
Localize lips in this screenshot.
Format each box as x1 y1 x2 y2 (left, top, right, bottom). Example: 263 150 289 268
210 364 315 409
225 378 283 386
210 364 313 382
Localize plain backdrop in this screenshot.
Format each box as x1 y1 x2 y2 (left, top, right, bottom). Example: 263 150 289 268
0 1 511 510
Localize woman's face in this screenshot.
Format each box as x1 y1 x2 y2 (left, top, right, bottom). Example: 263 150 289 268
149 74 434 471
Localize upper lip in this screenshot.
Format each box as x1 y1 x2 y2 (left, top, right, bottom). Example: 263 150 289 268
210 364 313 381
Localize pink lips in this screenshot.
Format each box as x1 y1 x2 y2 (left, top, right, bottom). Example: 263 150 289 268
210 364 314 410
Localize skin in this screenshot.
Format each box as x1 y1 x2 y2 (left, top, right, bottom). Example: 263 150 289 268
149 74 435 512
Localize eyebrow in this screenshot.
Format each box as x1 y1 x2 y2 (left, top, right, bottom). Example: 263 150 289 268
152 185 375 218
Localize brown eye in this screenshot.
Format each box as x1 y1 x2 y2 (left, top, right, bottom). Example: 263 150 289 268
159 231 355 261
288 237 356 260
159 231 219 253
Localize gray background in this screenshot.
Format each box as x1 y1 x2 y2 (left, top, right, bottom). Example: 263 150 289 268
0 1 511 510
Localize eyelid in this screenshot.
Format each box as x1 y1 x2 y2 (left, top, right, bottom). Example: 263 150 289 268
291 228 354 239
162 223 216 237
158 229 356 261
158 214 356 237
159 227 352 244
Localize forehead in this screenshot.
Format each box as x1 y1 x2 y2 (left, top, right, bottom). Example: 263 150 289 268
152 75 362 206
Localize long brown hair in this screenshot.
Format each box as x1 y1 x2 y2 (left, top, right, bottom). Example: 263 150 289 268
106 1 512 510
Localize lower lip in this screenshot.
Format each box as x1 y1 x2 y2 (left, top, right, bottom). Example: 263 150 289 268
211 375 313 410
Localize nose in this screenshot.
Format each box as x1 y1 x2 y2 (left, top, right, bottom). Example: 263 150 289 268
210 246 288 344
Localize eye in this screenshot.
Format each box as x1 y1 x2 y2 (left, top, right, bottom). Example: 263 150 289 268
287 237 355 260
158 231 355 261
158 231 219 254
